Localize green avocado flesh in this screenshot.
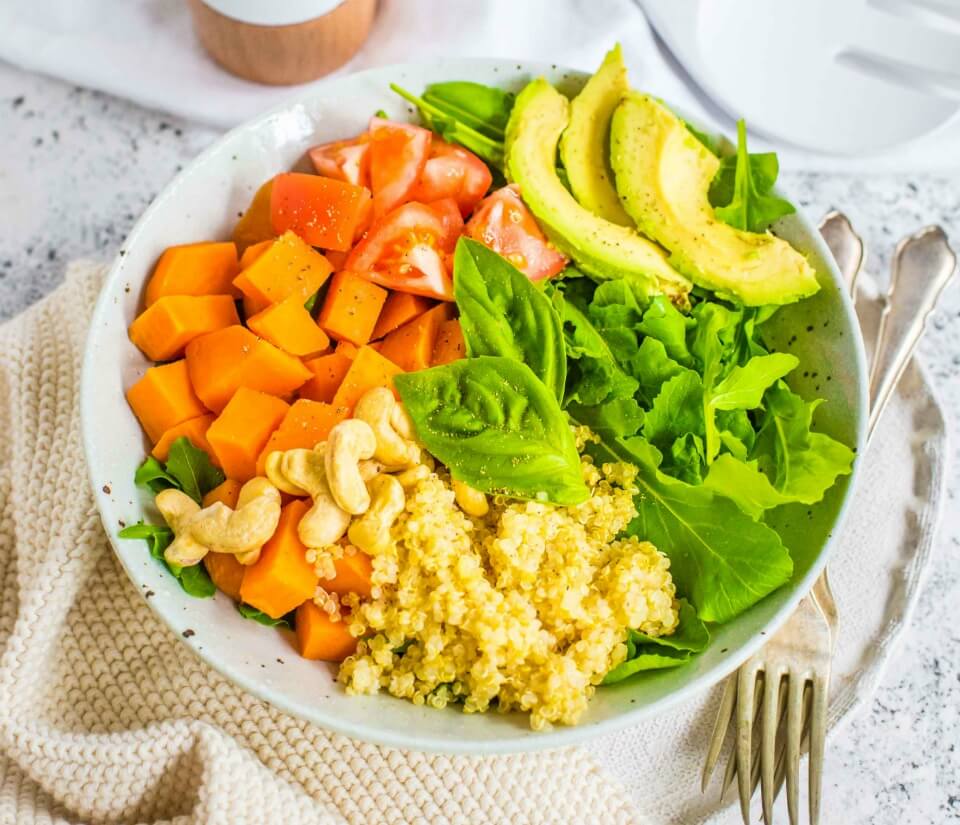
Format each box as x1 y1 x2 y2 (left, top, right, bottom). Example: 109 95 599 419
610 92 820 306
559 44 633 226
505 79 691 303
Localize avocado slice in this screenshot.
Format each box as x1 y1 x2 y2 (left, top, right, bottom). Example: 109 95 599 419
506 79 691 302
560 44 633 226
610 93 819 306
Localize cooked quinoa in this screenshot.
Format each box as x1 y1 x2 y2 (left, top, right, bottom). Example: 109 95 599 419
337 427 679 729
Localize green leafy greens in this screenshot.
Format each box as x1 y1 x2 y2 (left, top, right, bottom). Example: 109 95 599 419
238 603 294 629
117 522 216 599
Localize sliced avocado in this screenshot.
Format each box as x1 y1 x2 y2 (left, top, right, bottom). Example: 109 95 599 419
560 44 633 226
610 93 819 306
506 79 691 303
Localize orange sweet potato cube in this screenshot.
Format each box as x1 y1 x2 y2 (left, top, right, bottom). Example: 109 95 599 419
202 479 243 509
431 318 466 366
255 399 349 475
233 230 332 307
207 388 290 482
298 351 354 404
296 601 357 662
378 303 453 372
240 500 318 619
152 413 218 465
145 241 240 306
239 238 273 270
247 297 331 358
372 291 434 340
233 178 276 254
204 552 246 601
324 550 373 600
185 325 311 412
332 346 404 411
126 360 208 444
318 271 387 346
129 294 240 362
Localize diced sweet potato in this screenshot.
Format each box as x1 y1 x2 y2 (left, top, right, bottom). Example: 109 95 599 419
145 242 240 306
247 297 331 358
324 550 373 600
332 345 404 411
240 500 319 619
202 479 243 509
232 178 275 253
378 303 453 372
431 318 466 366
152 414 218 464
318 270 387 346
203 552 246 601
207 388 290 482
295 601 357 662
298 352 354 404
239 239 273 270
270 172 372 251
126 360 208 443
336 340 359 359
255 399 349 475
129 294 240 362
233 231 333 307
185 325 311 412
372 291 434 340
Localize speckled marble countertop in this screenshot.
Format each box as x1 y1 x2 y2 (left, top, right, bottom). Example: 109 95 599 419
2 61 958 825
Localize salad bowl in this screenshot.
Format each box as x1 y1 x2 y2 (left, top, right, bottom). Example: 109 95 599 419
81 58 868 753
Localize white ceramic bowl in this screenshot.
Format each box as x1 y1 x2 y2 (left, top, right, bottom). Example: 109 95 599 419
81 59 868 754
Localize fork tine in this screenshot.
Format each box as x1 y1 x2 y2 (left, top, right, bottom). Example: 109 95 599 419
736 665 760 825
721 739 738 800
785 675 807 825
703 675 738 791
809 674 829 825
760 668 784 825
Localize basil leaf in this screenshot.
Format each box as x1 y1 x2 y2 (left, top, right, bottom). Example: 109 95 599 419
164 437 225 504
177 563 216 599
590 435 793 624
238 603 294 628
396 356 588 505
454 238 566 401
422 81 514 139
118 522 215 599
712 120 795 233
134 456 179 495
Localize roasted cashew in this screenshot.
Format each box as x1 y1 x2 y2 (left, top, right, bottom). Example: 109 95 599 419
394 464 431 490
326 419 377 515
353 387 420 468
264 450 309 496
347 475 406 555
453 479 489 517
155 489 207 566
267 445 351 547
189 478 282 562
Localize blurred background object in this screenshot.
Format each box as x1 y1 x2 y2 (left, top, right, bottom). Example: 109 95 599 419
188 0 376 85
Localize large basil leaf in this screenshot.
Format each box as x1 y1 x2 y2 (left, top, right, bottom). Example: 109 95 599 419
396 356 588 505
454 238 566 401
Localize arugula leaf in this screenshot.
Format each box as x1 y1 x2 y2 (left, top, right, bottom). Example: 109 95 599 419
134 457 179 495
238 603 294 628
703 453 793 519
390 83 505 168
642 370 704 452
752 382 855 504
422 81 514 139
712 120 795 233
118 522 215 599
665 433 706 485
709 150 779 207
566 397 644 439
637 296 694 365
602 600 710 683
716 409 756 460
164 437 225 504
396 356 589 505
454 238 566 401
589 436 793 624
632 338 685 408
685 121 722 157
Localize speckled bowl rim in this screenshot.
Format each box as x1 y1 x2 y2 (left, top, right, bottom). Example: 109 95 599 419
80 58 869 754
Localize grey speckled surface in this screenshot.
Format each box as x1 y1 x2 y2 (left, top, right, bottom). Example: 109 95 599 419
2 60 959 824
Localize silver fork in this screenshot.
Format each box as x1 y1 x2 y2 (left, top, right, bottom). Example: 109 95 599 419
702 212 957 825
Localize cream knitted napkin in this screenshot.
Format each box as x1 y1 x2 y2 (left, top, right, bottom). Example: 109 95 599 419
0 261 947 825
0 262 640 825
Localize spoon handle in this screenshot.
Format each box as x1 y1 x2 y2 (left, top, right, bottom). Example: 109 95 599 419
868 226 956 436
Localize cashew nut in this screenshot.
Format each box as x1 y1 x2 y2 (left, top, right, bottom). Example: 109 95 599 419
453 479 489 517
267 445 352 548
155 489 207 566
354 387 420 468
347 475 406 555
394 463 431 490
189 477 282 561
325 419 377 515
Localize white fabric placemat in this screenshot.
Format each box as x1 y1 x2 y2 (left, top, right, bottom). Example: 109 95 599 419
1 0 959 174
0 259 948 824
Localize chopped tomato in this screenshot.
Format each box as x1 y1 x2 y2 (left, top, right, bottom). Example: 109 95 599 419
344 202 454 301
426 198 465 253
368 117 432 218
466 184 567 280
412 138 493 217
271 172 372 252
308 135 371 188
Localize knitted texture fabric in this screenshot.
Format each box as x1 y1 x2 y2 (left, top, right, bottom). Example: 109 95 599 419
0 262 641 825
